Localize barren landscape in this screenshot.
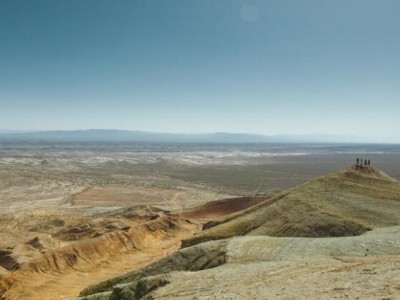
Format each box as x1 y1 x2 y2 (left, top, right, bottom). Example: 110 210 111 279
1 142 400 299
3 0 400 298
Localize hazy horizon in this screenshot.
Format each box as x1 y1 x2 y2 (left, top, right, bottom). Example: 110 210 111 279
1 1 399 142
1 128 399 144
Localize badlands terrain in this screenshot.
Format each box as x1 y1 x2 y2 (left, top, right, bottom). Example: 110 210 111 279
0 142 400 299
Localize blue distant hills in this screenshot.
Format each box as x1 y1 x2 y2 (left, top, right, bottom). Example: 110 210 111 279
0 129 376 144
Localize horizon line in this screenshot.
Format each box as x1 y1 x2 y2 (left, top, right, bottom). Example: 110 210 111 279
0 129 399 144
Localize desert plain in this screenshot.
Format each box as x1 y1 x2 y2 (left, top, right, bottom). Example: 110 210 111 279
1 142 400 299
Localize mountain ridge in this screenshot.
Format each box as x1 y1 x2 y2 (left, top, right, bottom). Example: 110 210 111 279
0 129 382 144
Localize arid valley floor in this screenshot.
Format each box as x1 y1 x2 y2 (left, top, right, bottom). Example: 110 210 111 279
1 143 400 299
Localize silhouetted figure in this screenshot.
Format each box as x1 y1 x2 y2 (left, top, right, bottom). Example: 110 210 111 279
357 158 359 166
368 159 371 166
364 160 367 167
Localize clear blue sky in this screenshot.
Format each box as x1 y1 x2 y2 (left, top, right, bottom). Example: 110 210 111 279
0 0 399 141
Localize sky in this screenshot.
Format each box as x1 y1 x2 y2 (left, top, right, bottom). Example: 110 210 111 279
0 0 399 142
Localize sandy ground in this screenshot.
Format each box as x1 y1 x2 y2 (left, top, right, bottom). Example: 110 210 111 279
0 144 265 299
70 185 224 210
2 229 195 300
1 144 400 299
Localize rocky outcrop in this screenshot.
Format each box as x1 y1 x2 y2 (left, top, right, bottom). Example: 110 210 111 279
26 216 195 273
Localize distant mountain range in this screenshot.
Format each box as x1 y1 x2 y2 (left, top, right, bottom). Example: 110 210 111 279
0 129 377 144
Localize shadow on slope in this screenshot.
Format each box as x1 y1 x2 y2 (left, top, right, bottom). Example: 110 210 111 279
179 196 267 221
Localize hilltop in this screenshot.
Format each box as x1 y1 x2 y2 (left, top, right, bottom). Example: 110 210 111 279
183 165 400 246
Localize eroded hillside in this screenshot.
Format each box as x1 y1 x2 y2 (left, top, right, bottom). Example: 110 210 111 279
184 166 400 247
77 166 400 300
0 197 264 300
78 227 400 299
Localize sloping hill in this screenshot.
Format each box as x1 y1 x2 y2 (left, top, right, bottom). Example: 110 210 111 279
183 166 400 247
77 226 400 300
73 166 400 300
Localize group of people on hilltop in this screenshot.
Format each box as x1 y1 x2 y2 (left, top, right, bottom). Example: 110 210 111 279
356 157 371 167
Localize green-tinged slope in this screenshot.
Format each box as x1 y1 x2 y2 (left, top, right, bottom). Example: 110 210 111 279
183 166 400 247
77 227 400 299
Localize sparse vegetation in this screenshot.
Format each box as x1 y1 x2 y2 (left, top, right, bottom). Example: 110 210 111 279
1 144 400 299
